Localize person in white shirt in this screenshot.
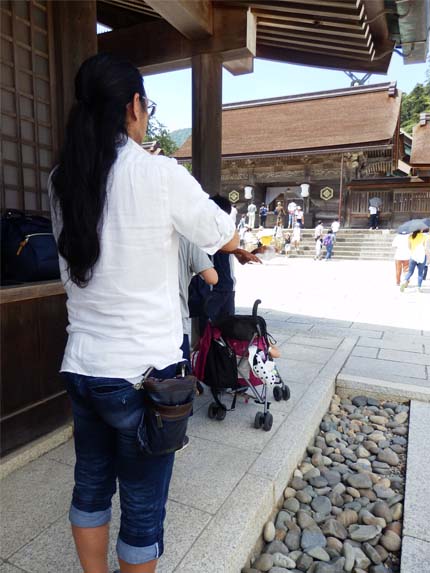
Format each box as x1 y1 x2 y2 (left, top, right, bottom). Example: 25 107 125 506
314 220 324 260
392 233 411 286
230 204 238 225
292 223 301 252
49 54 238 573
287 201 296 228
247 201 257 228
369 205 379 229
331 218 340 242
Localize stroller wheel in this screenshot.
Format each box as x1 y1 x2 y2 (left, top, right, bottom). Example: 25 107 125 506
273 386 283 402
282 386 291 401
263 412 273 432
208 402 218 419
254 411 264 429
216 407 227 421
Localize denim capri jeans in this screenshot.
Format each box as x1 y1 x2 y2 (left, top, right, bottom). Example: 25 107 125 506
64 364 177 565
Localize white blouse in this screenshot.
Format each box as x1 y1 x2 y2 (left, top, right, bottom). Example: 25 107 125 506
50 138 235 379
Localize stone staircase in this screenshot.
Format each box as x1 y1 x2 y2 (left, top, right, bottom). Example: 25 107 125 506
256 229 397 260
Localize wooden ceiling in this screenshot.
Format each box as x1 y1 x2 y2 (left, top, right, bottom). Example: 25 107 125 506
97 0 394 74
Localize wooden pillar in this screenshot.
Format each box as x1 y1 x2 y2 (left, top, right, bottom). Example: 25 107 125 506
191 53 222 196
52 0 97 146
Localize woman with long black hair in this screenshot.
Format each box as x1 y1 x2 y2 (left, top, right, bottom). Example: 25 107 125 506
50 53 238 573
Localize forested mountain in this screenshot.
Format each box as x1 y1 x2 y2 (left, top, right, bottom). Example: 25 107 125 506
400 83 430 134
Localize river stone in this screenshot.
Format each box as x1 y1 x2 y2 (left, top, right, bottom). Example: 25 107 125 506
394 411 408 424
263 522 276 543
337 509 358 527
361 512 386 529
363 542 382 565
391 503 403 520
386 521 402 536
380 530 401 552
348 524 381 542
301 525 327 549
374 544 389 562
370 566 393 573
372 501 393 523
393 426 407 436
312 452 323 466
325 432 339 445
326 536 343 553
285 529 301 551
329 492 344 507
304 467 321 480
352 396 368 407
332 482 346 495
291 477 307 490
275 511 290 530
354 546 371 569
357 445 371 458
266 540 290 556
373 485 395 499
296 553 313 571
284 498 300 513
310 476 329 488
306 546 330 561
392 436 407 446
253 553 273 571
369 431 385 443
272 552 296 569
275 528 286 541
343 542 355 572
311 496 332 515
346 486 360 498
346 473 372 489
296 490 312 504
284 487 296 499
321 519 348 540
297 510 316 530
370 415 387 425
377 449 399 466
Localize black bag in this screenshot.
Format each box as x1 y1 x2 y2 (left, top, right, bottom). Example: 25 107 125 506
188 274 211 318
1 210 60 284
204 338 238 389
137 375 197 456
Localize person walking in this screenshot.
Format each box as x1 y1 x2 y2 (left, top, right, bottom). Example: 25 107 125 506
274 201 285 227
331 218 340 242
292 223 301 253
295 206 304 228
323 230 335 260
368 204 379 229
287 201 296 228
247 201 257 228
230 204 238 225
392 233 410 286
400 230 427 293
314 220 324 260
49 53 238 573
259 203 268 228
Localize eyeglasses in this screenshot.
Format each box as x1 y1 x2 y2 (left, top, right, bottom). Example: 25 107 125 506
146 98 157 118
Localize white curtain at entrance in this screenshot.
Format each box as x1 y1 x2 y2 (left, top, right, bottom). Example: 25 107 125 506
265 186 302 208
265 187 287 207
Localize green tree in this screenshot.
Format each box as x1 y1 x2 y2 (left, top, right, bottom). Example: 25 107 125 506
400 82 430 134
144 118 178 156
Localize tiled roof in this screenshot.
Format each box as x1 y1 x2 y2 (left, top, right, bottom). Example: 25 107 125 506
411 122 430 167
175 84 401 159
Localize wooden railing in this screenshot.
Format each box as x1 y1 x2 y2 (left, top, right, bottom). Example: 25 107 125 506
392 191 430 213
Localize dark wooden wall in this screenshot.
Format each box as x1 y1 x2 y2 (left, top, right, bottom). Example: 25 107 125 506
1 290 69 456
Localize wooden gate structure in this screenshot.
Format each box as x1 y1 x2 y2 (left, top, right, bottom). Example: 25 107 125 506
1 0 428 454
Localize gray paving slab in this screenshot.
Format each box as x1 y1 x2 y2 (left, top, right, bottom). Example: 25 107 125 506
0 564 30 573
342 356 427 381
351 323 422 335
288 334 342 349
174 474 274 573
379 348 430 366
0 457 74 559
287 316 353 327
276 358 322 383
358 336 424 353
337 373 430 402
277 342 335 364
169 436 257 515
401 537 430 573
310 325 382 339
46 438 75 466
187 397 287 454
403 401 430 544
351 346 379 358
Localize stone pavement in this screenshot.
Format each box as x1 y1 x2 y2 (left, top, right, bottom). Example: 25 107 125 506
1 259 429 573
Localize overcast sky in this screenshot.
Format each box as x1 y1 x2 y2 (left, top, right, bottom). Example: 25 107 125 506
143 54 427 131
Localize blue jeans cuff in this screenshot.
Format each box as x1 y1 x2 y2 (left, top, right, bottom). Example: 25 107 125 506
69 504 111 528
116 537 159 564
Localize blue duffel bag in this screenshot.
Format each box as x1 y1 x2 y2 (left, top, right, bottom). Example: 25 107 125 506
1 210 60 284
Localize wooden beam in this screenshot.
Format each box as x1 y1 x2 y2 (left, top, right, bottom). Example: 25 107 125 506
52 1 97 144
192 53 222 196
256 42 392 73
224 56 254 75
144 0 213 39
98 6 256 76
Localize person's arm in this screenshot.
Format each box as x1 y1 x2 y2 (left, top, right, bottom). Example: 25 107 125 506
221 231 239 252
200 268 218 285
232 247 262 265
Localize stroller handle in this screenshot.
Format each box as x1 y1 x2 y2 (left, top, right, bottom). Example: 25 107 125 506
252 299 262 318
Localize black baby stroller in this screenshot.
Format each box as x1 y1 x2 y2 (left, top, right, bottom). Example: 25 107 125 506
193 300 290 431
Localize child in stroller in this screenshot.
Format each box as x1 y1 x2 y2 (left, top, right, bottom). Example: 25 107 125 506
193 299 290 431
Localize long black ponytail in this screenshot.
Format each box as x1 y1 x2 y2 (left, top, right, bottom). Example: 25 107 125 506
52 53 145 287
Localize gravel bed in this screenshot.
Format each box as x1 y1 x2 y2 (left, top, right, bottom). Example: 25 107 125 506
243 394 409 573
